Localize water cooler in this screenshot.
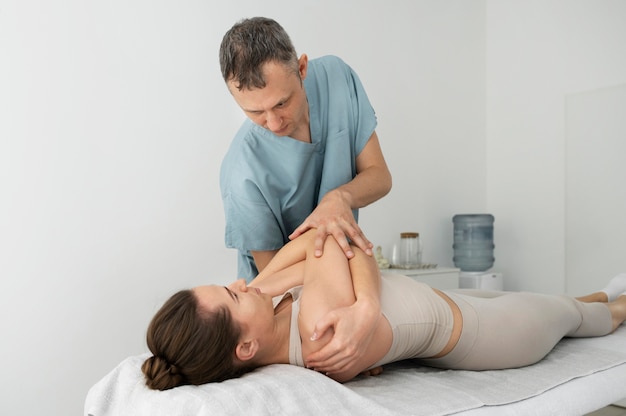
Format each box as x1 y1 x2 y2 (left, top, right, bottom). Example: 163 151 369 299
453 214 503 290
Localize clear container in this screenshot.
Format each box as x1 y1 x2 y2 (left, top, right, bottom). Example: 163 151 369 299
452 214 494 272
391 232 422 269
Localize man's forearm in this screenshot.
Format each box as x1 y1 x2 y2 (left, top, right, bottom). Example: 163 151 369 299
335 131 391 209
331 164 391 210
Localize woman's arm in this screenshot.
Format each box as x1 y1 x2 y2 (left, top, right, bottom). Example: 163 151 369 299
298 237 356 377
303 241 386 378
247 230 315 296
299 238 390 382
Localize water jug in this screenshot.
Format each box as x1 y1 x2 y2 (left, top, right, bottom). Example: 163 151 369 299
452 214 494 272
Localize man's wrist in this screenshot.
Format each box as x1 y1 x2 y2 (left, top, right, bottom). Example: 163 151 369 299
326 187 353 209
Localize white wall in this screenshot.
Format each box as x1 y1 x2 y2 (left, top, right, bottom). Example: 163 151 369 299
4 1 626 415
565 85 626 296
0 1 486 415
486 0 626 294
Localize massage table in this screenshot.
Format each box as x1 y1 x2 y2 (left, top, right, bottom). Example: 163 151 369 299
85 324 626 415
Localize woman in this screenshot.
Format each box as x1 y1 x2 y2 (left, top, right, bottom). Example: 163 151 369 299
141 230 626 390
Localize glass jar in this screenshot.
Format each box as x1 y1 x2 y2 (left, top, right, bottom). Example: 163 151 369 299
391 232 422 269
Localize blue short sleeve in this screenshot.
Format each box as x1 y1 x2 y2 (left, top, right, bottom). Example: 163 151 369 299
220 56 378 280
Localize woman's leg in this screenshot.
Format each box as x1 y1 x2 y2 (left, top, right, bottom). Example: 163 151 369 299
430 290 616 370
606 296 626 331
574 273 626 331
576 292 607 303
594 273 626 302
574 294 626 332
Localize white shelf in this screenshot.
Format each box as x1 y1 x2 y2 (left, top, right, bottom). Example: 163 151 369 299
383 267 460 290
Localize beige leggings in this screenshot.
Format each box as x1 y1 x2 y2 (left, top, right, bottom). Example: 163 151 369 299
422 290 613 370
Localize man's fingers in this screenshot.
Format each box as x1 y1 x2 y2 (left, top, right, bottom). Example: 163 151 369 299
306 338 357 370
342 223 373 256
313 226 329 257
317 356 354 374
329 229 354 259
310 310 335 342
288 222 311 240
307 349 345 371
348 233 373 256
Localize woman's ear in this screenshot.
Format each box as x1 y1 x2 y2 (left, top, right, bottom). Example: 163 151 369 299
235 339 259 362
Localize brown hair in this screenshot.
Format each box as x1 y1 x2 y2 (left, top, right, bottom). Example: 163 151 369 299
219 16 299 90
141 290 250 390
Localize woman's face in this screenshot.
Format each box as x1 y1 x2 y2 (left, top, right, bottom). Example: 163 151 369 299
193 279 275 336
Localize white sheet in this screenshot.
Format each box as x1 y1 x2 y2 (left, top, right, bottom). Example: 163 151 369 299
85 325 626 416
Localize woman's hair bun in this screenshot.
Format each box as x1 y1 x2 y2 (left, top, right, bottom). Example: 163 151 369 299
141 355 186 390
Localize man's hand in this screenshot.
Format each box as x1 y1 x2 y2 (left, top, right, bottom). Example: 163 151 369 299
359 366 383 377
289 189 373 259
304 298 380 375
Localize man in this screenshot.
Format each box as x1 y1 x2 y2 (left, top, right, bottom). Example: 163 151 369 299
219 17 392 280
218 17 392 375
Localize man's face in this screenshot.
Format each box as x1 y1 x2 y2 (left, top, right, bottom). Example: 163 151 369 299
227 57 310 143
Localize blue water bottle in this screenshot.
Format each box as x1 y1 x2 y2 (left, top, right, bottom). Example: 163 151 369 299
452 214 495 272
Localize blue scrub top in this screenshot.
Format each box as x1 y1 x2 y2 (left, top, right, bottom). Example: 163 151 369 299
220 55 377 280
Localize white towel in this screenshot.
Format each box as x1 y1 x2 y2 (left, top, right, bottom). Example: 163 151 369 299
85 325 626 416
